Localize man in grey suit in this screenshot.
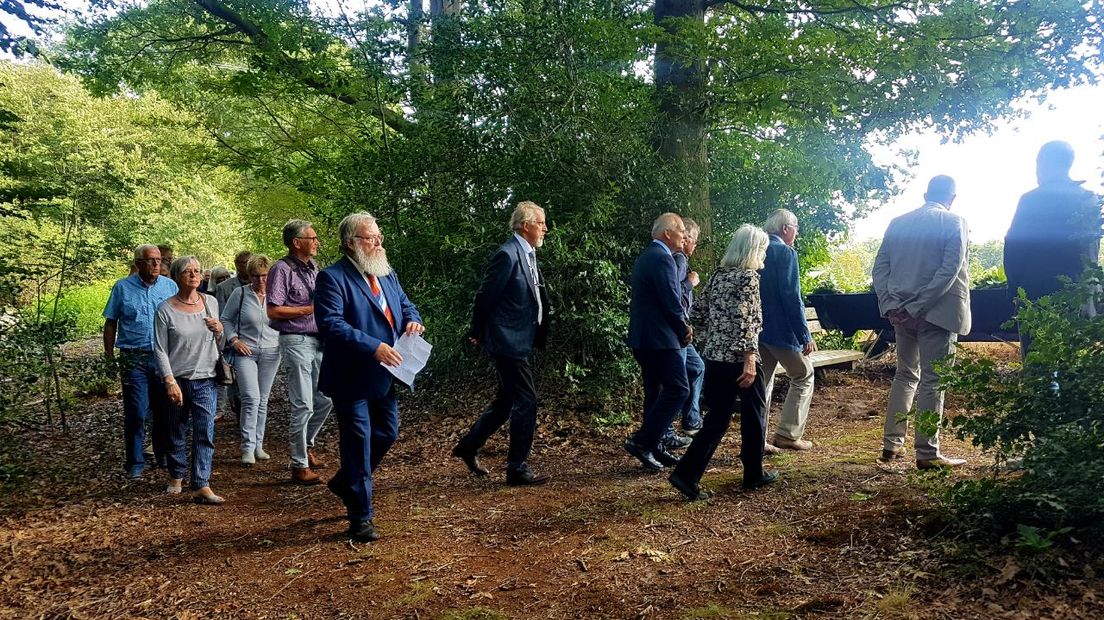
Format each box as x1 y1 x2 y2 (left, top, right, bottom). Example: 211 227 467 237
872 175 970 469
453 201 552 486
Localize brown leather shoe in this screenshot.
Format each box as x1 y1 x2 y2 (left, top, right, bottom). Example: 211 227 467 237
308 451 327 470
291 467 322 485
771 434 813 451
880 447 906 462
916 455 967 470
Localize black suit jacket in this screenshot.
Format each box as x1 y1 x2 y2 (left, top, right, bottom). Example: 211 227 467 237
470 237 550 359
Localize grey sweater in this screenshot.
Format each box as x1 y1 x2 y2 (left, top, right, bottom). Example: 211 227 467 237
154 295 223 380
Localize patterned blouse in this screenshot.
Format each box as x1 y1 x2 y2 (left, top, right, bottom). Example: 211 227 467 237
690 267 762 363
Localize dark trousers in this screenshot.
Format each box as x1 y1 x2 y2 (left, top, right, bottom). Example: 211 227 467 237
673 359 767 487
632 348 690 451
455 354 537 472
119 350 170 476
331 394 400 524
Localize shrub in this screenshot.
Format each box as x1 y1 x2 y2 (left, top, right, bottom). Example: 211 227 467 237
940 266 1104 532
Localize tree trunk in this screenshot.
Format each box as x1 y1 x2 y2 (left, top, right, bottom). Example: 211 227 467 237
653 0 711 242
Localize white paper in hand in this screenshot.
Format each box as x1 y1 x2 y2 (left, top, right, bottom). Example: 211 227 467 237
383 333 432 388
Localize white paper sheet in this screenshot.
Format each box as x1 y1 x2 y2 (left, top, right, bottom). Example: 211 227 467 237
383 333 432 388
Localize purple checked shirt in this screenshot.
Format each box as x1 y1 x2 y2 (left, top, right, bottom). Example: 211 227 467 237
266 255 320 335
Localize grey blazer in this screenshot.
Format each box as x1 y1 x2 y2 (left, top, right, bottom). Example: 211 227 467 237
872 201 971 335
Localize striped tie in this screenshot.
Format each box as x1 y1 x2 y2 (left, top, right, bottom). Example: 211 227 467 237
369 274 395 329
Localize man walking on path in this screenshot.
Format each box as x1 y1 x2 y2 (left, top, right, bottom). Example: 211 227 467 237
759 209 816 454
316 212 424 542
267 220 333 485
624 213 692 472
103 244 178 479
453 201 552 486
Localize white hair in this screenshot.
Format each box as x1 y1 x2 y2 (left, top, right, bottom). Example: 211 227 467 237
651 212 683 238
338 212 378 253
762 209 797 235
133 244 159 262
509 201 544 232
721 224 770 270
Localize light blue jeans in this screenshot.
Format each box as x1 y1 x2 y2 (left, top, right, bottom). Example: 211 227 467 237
233 346 282 455
279 334 332 468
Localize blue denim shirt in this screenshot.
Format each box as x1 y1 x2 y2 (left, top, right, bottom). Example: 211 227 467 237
758 234 811 351
103 274 179 350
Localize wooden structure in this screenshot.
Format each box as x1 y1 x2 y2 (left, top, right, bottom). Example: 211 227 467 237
775 307 865 377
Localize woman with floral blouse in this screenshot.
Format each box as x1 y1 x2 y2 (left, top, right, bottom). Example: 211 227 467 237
669 224 779 500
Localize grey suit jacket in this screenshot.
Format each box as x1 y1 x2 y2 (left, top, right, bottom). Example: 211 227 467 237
872 201 971 335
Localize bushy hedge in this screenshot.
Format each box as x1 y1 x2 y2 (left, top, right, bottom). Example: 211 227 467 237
941 266 1104 532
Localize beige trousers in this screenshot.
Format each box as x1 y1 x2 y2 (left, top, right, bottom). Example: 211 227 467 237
884 322 956 460
759 343 815 441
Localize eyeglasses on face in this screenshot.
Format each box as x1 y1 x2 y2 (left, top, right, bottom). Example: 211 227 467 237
179 269 202 276
354 234 384 245
297 236 320 242
138 258 162 264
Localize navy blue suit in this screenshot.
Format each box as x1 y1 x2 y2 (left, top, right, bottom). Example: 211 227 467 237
316 257 421 525
457 237 550 472
628 241 690 452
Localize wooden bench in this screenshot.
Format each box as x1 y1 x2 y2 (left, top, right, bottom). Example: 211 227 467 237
775 307 866 376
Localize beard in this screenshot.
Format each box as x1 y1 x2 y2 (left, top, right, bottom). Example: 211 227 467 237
351 245 392 277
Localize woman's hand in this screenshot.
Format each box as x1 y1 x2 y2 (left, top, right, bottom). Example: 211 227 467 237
203 317 223 335
166 381 183 406
738 355 757 388
231 339 253 356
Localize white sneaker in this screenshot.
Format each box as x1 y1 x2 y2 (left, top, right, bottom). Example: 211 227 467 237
241 450 256 466
254 447 270 461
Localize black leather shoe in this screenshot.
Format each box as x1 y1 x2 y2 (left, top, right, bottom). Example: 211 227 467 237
624 438 663 471
348 520 380 542
653 445 681 467
452 445 489 476
669 471 709 501
506 469 551 486
662 433 692 450
742 470 780 490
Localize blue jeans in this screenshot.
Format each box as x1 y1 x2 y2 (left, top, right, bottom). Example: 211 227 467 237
167 378 218 490
280 334 333 468
233 347 282 454
330 395 400 523
119 350 170 476
663 345 705 440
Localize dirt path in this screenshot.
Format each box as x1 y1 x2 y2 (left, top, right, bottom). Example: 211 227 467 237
1 345 1100 619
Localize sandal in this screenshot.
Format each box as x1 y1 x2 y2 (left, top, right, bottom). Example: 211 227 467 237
193 490 225 505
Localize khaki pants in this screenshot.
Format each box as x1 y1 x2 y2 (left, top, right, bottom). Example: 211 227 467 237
759 343 814 441
884 322 956 460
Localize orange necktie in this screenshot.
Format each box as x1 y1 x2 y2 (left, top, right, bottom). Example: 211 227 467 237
369 275 395 329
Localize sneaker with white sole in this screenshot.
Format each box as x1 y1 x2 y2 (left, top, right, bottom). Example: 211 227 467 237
241 450 256 466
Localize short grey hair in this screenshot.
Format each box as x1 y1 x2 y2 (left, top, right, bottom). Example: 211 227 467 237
338 212 378 254
763 209 797 235
651 212 683 238
282 219 313 249
721 224 770 270
169 256 201 281
682 217 700 240
509 201 544 232
133 244 159 263
210 265 230 281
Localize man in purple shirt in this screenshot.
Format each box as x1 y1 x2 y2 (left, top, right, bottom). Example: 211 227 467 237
267 219 334 485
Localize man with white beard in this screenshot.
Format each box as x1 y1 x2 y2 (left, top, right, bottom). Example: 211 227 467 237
315 212 424 542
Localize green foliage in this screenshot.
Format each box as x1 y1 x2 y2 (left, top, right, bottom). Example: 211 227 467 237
812 329 861 352
940 266 1104 533
50 0 1104 399
53 279 116 337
